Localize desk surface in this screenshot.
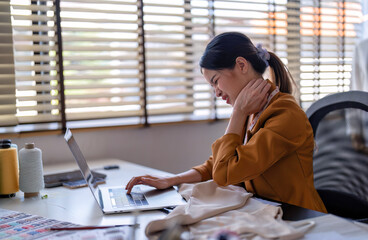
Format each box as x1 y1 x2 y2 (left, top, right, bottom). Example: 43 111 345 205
1 159 367 239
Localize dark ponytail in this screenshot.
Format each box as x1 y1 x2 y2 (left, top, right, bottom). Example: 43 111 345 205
200 32 295 94
268 52 294 94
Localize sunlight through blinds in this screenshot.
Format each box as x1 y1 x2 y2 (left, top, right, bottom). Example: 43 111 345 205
0 1 17 126
143 0 213 123
299 0 362 109
60 0 142 124
10 0 61 126
2 0 363 132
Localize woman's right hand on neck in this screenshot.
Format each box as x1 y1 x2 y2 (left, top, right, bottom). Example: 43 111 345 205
233 78 270 116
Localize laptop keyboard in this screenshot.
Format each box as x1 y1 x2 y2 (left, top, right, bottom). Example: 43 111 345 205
109 187 149 208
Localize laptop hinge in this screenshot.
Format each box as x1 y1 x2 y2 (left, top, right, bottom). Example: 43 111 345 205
98 189 105 211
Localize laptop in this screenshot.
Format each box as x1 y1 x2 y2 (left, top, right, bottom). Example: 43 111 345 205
64 129 186 214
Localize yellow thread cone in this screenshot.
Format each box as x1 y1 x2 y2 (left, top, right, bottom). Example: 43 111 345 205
0 148 19 195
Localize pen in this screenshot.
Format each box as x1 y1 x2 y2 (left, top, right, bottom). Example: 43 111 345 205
158 208 171 214
49 224 139 231
158 207 175 214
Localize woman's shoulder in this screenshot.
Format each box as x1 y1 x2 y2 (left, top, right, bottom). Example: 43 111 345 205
263 92 309 125
269 92 303 112
261 93 312 137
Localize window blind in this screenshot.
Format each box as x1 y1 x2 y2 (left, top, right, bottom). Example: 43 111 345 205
60 0 142 125
299 0 362 109
144 0 214 123
10 0 61 128
0 1 17 126
2 0 363 133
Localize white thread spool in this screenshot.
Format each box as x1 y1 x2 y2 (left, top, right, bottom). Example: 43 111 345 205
19 143 44 198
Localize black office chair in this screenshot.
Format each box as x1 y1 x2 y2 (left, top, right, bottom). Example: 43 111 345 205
306 91 368 221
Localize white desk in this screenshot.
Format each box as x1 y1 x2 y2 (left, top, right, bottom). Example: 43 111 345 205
1 159 368 239
0 159 168 239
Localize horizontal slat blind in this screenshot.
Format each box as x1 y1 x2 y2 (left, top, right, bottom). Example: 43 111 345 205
191 0 216 120
143 0 213 123
60 0 142 123
2 0 363 132
299 0 362 109
10 0 61 125
0 1 17 126
286 1 302 102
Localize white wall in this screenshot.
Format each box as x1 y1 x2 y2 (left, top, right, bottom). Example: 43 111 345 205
11 120 228 174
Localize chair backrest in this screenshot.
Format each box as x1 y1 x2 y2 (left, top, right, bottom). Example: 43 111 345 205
306 91 368 136
306 90 368 220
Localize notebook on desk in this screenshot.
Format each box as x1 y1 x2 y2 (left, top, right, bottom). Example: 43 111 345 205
64 129 186 214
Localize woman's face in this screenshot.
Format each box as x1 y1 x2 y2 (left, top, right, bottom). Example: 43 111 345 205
202 67 249 106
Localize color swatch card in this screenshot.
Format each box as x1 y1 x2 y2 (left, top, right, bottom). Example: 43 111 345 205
0 208 131 240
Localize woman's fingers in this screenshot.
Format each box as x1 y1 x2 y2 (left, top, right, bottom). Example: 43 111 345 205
252 79 269 95
125 177 135 189
254 80 270 95
260 82 271 95
125 176 142 194
140 177 156 187
125 175 168 194
245 79 269 98
141 176 169 189
241 79 270 112
249 78 265 90
126 176 146 193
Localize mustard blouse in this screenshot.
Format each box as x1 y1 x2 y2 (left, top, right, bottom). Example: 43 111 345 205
193 82 327 213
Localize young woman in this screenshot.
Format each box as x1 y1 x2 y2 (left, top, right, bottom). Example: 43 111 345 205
126 32 327 213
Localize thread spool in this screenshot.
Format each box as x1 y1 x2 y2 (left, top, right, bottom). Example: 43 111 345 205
0 140 19 198
19 143 44 198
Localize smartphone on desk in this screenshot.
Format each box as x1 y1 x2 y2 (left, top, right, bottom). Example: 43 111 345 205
44 170 107 188
62 178 106 189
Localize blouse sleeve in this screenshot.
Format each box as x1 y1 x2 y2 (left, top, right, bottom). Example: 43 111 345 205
211 102 311 186
192 155 214 181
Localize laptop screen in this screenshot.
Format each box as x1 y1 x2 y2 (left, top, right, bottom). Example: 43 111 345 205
64 129 103 207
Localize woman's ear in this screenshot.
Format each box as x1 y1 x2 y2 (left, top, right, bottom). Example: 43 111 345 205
235 57 249 74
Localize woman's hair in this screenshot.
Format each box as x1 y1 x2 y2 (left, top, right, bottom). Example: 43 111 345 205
199 32 294 94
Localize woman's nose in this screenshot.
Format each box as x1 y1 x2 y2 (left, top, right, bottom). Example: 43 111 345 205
215 87 222 97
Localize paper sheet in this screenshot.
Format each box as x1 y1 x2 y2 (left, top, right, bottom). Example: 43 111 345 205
0 208 131 240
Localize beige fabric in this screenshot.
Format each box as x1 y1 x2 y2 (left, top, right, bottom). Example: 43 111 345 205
145 180 251 236
145 180 315 239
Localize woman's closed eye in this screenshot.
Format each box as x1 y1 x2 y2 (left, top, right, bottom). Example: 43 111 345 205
209 73 218 87
211 78 219 88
